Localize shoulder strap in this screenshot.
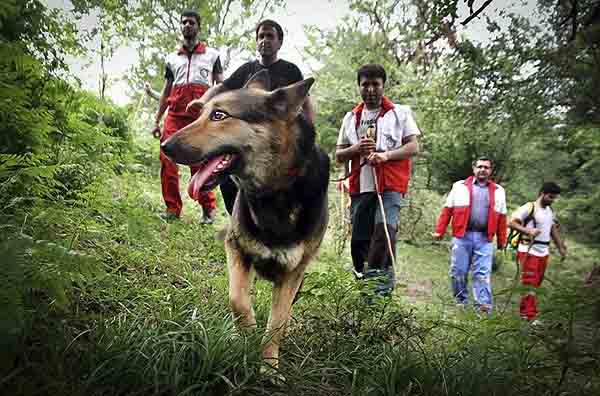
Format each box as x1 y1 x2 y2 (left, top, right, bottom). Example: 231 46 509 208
523 202 536 228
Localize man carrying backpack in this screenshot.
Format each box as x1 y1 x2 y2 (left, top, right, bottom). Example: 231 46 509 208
509 182 567 321
433 157 508 314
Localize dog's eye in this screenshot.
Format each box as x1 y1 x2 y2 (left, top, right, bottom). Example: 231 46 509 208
209 110 230 121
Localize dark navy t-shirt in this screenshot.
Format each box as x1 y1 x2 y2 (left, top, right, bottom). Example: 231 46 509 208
222 59 304 91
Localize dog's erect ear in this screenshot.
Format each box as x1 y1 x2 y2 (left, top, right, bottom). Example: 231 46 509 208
244 69 271 91
267 77 315 119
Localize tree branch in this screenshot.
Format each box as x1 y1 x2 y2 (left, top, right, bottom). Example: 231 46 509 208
424 0 495 47
218 0 234 35
460 0 495 26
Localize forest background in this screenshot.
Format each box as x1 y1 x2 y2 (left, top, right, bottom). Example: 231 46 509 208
1 0 599 395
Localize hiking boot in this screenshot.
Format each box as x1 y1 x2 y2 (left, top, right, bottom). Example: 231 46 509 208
201 208 216 225
160 212 180 222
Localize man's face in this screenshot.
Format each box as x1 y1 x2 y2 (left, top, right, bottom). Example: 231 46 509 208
359 76 385 109
180 16 199 40
472 160 492 182
541 192 559 207
257 25 282 58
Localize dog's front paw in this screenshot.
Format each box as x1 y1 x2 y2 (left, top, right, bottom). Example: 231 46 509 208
260 360 285 385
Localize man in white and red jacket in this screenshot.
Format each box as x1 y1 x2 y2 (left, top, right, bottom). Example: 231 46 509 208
336 64 420 295
433 157 508 313
153 10 223 223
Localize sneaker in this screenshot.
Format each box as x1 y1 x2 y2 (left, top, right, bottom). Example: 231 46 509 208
160 212 180 222
201 208 216 224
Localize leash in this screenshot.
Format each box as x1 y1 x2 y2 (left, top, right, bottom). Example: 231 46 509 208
330 160 368 183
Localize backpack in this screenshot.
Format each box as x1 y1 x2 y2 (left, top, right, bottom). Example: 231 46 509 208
507 202 535 249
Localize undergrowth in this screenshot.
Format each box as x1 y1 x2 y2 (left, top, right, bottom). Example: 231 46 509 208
2 137 599 396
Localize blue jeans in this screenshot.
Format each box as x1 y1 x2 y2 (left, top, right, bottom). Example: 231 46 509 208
450 231 494 311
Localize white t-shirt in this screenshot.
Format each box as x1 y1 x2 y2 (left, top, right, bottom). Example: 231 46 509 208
337 104 421 193
355 107 379 192
512 202 555 257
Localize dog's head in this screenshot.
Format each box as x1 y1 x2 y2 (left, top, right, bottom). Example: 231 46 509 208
161 70 315 196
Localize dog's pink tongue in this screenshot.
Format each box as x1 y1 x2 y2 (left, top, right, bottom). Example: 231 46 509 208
188 155 225 200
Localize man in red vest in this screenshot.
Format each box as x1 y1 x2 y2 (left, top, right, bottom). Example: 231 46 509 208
152 10 223 223
336 64 420 295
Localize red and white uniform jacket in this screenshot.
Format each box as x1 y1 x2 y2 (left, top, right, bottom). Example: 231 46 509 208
338 96 420 194
434 176 508 247
165 43 220 118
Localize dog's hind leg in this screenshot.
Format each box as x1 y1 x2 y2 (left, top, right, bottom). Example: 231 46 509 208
262 268 305 369
226 243 256 329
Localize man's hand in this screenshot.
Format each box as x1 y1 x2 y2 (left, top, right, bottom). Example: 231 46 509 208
358 137 376 156
432 232 443 241
186 99 205 113
558 243 567 259
144 82 153 96
368 151 389 165
526 228 542 238
151 123 161 139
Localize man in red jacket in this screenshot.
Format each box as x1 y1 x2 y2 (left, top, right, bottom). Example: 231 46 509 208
336 64 420 295
433 157 507 313
152 10 223 223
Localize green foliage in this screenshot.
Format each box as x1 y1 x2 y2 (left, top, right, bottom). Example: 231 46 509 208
84 308 264 395
2 0 600 395
0 0 83 70
0 0 132 204
71 0 287 97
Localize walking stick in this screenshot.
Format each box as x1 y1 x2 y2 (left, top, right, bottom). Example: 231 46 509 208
364 125 397 273
370 165 397 270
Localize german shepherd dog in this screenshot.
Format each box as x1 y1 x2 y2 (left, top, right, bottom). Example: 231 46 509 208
161 70 330 370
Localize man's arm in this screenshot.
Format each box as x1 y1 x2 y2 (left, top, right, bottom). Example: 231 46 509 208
187 62 248 112
367 135 420 164
144 82 161 101
551 223 567 258
496 214 508 249
508 218 541 238
153 78 173 136
212 56 225 85
186 83 229 112
432 188 454 240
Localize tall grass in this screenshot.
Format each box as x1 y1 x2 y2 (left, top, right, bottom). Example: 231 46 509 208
2 136 599 396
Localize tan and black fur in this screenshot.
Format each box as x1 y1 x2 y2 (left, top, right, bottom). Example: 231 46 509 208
161 70 329 369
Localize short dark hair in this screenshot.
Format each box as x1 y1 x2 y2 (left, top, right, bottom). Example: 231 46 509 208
357 64 387 86
256 19 284 42
540 181 561 195
472 156 494 168
181 10 201 25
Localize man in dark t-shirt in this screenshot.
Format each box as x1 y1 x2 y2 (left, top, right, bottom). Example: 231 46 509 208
187 19 315 215
222 57 304 92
